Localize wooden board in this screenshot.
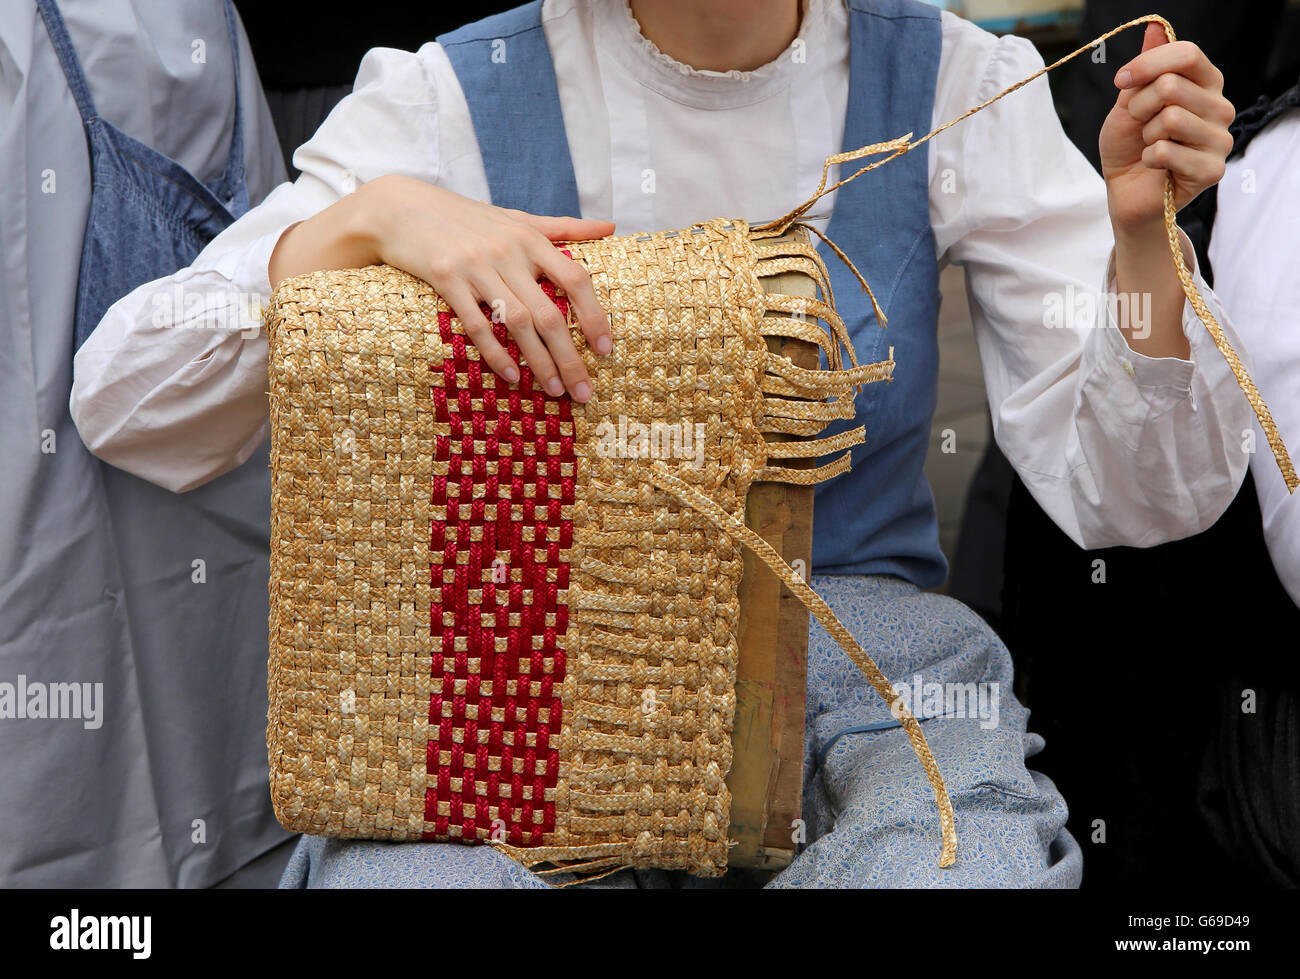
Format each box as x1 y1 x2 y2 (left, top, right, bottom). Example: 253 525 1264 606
726 234 820 870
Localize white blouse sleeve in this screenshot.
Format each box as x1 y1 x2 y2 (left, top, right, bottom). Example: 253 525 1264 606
70 43 448 492
930 14 1252 548
1209 115 1300 607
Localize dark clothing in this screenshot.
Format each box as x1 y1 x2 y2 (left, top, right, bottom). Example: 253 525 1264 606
1003 470 1300 887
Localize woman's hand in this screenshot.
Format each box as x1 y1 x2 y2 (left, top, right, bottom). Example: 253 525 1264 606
1096 23 1235 360
1099 23 1235 232
270 175 614 402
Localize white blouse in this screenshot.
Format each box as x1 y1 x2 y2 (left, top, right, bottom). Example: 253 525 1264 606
1210 112 1300 607
70 0 1254 551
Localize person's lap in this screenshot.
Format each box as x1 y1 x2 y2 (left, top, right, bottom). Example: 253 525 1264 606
280 574 1081 889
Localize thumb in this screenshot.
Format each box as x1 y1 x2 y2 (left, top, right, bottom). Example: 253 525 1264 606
1140 20 1169 52
517 213 616 242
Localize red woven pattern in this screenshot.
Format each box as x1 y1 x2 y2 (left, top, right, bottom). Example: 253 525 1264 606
424 285 575 846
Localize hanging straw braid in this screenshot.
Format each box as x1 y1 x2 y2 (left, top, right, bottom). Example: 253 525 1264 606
641 461 958 868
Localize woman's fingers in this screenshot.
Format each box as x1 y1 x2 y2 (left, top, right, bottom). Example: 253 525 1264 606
514 212 616 243
529 240 613 356
438 282 519 384
1126 72 1235 128
502 268 592 402
1141 104 1234 156
1102 32 1233 213
1115 39 1223 93
471 271 564 396
371 185 616 401
1141 138 1227 188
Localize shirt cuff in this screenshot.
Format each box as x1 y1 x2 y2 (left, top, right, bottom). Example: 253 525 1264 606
1092 238 1207 414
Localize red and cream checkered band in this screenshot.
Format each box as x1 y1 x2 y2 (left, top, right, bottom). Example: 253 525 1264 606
425 289 576 845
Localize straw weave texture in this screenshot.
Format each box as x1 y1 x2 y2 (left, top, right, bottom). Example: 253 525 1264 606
266 220 902 875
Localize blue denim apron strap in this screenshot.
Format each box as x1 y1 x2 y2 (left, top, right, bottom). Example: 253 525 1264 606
207 0 250 215
437 1 582 217
36 0 254 351
35 0 245 208
34 0 97 124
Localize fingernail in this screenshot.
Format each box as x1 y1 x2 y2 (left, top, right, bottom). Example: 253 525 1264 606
595 336 613 355
504 366 520 384
573 381 591 402
1116 69 1132 88
545 377 564 397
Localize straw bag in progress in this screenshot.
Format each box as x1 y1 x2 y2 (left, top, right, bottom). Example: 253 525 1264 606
264 219 926 878
263 16 1294 880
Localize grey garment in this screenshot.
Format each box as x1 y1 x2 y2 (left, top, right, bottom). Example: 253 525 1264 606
0 0 288 886
213 836 299 888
